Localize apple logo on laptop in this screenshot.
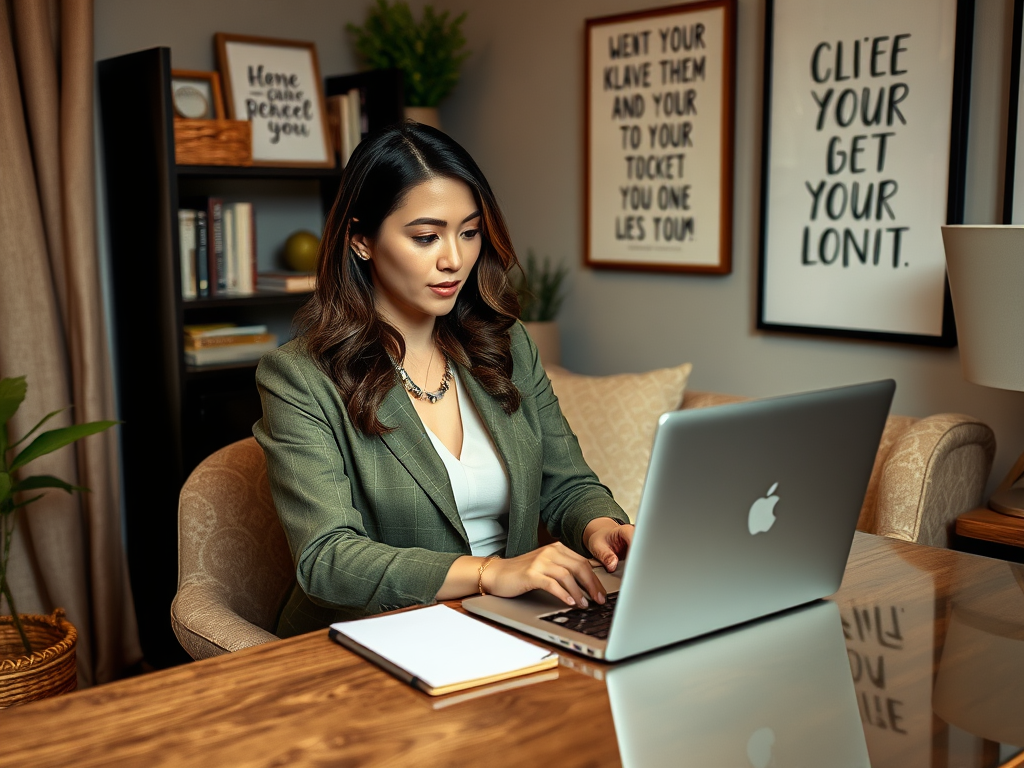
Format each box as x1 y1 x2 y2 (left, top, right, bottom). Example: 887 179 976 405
747 726 776 768
747 483 780 535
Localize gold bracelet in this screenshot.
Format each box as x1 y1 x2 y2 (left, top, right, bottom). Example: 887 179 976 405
478 556 499 596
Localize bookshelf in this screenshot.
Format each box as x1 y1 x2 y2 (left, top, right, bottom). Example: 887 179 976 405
97 47 402 667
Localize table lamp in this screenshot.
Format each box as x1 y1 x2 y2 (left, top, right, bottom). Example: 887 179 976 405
942 225 1024 518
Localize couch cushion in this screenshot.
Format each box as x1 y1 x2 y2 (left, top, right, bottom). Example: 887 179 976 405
546 363 692 522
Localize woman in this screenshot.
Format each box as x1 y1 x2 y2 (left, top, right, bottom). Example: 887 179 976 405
255 122 634 637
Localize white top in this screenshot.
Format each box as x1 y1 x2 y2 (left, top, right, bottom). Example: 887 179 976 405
423 371 510 557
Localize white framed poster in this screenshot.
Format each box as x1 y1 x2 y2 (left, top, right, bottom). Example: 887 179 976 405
758 0 973 346
585 0 736 274
215 33 335 168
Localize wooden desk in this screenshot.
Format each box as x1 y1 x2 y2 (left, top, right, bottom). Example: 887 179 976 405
957 506 1024 549
2 533 1024 768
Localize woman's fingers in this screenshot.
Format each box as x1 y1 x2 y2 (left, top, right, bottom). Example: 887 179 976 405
539 575 576 607
592 524 636 573
546 546 606 605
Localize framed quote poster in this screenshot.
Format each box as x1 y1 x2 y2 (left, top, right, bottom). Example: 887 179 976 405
215 33 334 168
1005 0 1024 223
758 0 973 346
585 0 736 273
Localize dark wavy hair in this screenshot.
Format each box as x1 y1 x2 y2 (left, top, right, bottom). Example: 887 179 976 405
295 121 522 435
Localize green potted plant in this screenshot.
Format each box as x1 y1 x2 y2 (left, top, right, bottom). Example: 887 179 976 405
512 249 570 368
346 0 470 129
0 375 116 707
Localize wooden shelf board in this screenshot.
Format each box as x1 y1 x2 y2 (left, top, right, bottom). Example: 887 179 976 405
956 506 1024 548
185 361 261 377
175 163 342 180
183 291 312 310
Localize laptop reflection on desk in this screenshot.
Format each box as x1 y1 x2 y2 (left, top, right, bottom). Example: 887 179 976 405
606 600 869 768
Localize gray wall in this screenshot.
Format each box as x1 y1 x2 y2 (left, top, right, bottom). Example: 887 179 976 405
95 0 1024 492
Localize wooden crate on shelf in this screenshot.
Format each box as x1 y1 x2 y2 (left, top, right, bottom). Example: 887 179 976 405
174 118 252 166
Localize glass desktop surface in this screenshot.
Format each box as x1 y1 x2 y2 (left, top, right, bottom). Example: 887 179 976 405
601 537 1024 768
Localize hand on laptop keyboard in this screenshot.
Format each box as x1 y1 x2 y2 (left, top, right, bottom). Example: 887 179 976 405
583 519 635 574
479 541 608 607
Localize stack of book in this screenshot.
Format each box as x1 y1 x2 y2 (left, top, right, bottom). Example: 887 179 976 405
327 87 366 166
257 271 316 293
184 323 278 367
179 198 257 299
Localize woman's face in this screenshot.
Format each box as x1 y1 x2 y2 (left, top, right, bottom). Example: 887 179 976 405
354 177 482 329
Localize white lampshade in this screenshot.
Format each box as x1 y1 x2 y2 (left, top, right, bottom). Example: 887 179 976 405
941 225 1024 392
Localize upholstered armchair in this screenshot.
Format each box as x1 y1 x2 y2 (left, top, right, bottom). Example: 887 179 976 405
171 368 996 660
548 363 997 549
170 438 293 660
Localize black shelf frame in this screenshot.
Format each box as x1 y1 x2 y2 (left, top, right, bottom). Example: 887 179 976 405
97 47 401 668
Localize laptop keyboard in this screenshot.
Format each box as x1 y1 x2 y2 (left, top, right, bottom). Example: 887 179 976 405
540 591 619 640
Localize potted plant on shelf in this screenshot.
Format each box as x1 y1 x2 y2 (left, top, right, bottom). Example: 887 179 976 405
0 376 116 708
512 249 570 368
346 0 470 129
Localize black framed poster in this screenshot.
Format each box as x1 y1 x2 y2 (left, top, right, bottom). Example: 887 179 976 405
585 0 736 273
758 0 973 346
1004 0 1024 223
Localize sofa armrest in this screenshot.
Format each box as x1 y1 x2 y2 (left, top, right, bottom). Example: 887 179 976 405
171 583 281 660
872 414 996 548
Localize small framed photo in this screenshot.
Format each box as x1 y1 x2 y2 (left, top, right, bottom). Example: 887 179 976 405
170 70 225 120
585 1 737 274
215 33 335 168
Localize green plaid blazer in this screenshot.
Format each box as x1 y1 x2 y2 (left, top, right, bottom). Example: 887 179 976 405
254 322 627 636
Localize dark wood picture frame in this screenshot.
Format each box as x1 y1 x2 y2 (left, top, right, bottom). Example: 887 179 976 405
1004 0 1024 223
757 0 974 347
170 69 225 120
584 0 736 274
214 32 334 169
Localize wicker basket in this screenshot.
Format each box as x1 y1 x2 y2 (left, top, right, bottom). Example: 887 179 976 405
0 609 77 709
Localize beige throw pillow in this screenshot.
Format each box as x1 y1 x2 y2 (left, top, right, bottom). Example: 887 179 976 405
546 363 692 522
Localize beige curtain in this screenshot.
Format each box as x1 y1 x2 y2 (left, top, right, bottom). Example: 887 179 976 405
0 0 141 686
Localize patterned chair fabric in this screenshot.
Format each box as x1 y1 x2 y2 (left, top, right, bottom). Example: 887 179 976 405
171 437 293 660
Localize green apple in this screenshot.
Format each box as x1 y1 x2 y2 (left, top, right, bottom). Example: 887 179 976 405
284 230 320 273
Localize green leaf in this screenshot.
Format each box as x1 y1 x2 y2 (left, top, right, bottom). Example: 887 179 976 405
0 377 27 427
0 471 10 502
9 493 44 511
10 408 66 449
10 421 118 472
347 0 470 106
11 475 85 494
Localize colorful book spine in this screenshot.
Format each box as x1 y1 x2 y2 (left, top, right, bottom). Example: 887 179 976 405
195 211 209 297
178 210 197 299
209 198 225 294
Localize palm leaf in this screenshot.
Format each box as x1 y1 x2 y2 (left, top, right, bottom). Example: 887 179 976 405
8 493 44 511
10 408 66 450
0 377 27 428
10 421 118 472
11 475 85 494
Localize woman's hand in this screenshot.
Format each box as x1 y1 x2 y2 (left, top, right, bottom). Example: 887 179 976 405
481 542 607 608
583 517 634 573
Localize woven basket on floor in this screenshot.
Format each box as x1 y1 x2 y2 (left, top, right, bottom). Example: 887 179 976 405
0 609 77 709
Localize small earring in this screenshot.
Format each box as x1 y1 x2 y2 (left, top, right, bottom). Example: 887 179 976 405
352 246 369 262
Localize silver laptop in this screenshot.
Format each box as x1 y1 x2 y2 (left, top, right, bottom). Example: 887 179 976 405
608 599 870 767
463 380 895 661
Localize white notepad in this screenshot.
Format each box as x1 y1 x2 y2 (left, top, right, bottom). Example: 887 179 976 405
329 605 558 696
